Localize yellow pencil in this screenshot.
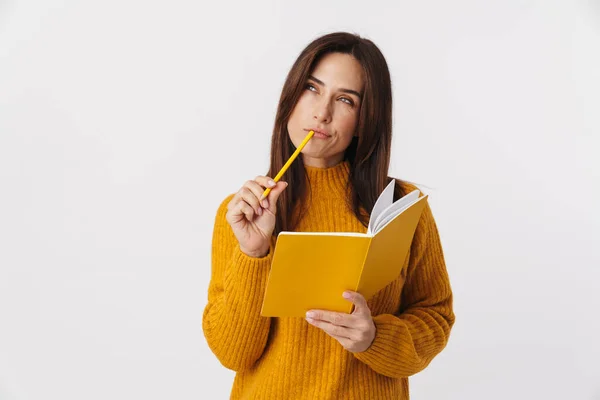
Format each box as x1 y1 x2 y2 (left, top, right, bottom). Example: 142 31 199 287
262 130 315 199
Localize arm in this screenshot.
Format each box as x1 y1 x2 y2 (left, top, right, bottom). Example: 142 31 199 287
202 195 273 371
353 202 456 378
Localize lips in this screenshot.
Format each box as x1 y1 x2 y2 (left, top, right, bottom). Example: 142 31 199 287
306 128 330 137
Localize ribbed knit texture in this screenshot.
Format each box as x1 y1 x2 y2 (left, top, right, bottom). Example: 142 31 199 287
202 160 455 399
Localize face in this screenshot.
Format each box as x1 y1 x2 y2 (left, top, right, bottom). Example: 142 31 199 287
287 52 364 168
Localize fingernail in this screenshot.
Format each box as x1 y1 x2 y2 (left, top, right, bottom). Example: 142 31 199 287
262 199 269 208
306 311 315 318
257 207 262 216
343 292 351 298
268 180 276 187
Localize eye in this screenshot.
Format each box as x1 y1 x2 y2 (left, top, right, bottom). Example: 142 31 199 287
339 97 354 106
306 83 317 92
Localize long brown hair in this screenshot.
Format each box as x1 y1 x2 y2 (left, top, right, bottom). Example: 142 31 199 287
268 32 404 235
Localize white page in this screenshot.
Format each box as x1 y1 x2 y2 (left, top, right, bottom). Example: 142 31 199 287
373 190 421 234
367 180 396 235
370 189 420 235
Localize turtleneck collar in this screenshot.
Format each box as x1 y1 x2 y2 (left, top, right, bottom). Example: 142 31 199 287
303 160 351 201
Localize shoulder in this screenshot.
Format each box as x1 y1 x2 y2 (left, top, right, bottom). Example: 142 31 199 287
210 193 238 243
217 193 236 212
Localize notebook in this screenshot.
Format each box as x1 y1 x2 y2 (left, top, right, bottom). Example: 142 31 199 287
260 180 428 317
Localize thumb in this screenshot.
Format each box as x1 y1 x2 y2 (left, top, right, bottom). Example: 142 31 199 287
266 181 288 213
345 291 370 316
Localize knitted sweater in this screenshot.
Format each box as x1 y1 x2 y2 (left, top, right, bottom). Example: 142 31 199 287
202 160 455 399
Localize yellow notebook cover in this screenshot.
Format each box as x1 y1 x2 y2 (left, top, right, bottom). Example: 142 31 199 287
260 180 429 317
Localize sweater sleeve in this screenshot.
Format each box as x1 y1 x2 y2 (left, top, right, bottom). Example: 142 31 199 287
353 201 455 378
202 194 274 372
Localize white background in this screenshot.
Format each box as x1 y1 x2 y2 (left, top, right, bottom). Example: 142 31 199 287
1 1 599 399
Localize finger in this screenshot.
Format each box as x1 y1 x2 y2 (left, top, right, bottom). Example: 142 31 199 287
237 185 263 215
343 291 370 315
306 310 355 328
253 175 275 207
329 334 354 350
226 197 251 223
245 179 272 209
236 201 255 221
265 181 288 213
254 175 278 193
305 317 353 340
229 195 261 219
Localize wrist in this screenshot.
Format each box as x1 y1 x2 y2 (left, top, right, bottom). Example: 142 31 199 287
240 246 270 259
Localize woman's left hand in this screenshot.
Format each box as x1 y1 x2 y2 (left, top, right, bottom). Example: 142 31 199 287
305 291 376 353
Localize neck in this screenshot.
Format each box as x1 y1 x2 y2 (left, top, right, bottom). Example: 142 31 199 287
301 153 345 169
303 159 351 201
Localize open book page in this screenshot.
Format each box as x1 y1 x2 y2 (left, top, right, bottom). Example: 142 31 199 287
371 190 421 234
367 180 396 235
367 180 421 236
357 194 428 300
278 180 420 237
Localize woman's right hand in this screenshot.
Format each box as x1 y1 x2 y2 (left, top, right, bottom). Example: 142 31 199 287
225 176 288 258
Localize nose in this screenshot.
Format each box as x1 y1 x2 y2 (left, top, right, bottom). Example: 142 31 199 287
313 96 332 124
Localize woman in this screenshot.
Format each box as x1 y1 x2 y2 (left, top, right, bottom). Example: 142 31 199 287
202 31 455 399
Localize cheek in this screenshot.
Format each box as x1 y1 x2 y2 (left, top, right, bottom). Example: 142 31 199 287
288 96 310 127
296 95 314 115
337 109 359 135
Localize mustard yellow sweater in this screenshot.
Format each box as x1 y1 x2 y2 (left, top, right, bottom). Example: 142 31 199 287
202 161 455 399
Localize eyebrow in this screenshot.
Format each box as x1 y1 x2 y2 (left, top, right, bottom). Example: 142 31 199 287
308 75 362 100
